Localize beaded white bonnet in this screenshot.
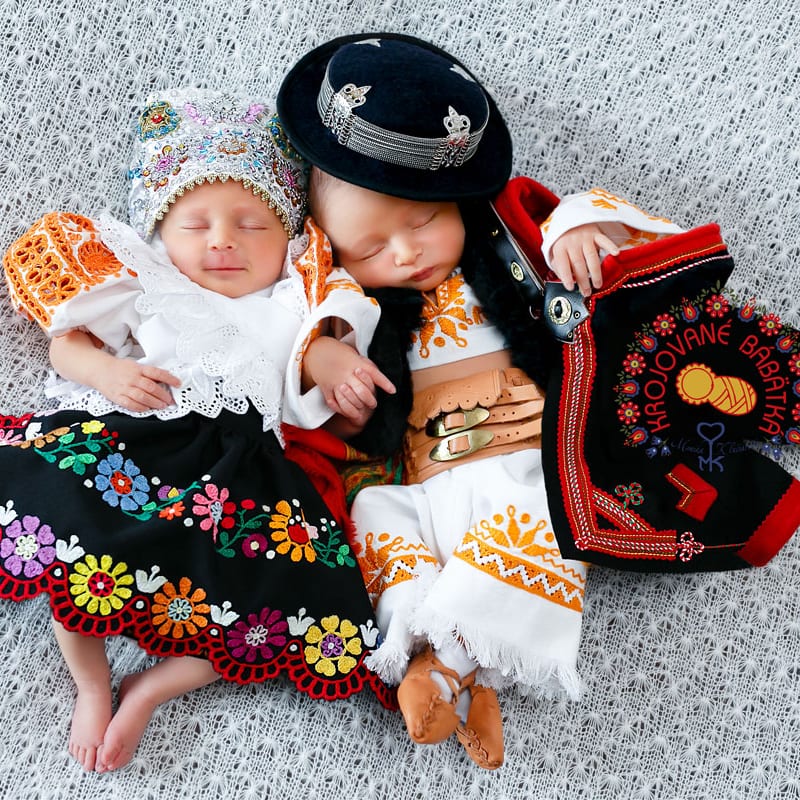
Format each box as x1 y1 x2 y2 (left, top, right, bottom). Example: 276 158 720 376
127 88 308 239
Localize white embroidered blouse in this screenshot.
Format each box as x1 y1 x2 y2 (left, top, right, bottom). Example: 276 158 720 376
29 214 379 433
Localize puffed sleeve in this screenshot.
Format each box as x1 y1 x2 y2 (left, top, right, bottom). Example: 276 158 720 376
539 187 685 267
282 216 381 429
2 212 142 352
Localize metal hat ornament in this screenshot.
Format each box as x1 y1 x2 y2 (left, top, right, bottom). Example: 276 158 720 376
276 33 513 201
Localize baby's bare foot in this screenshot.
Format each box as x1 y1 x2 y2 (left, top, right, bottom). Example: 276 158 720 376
68 682 113 772
96 672 157 773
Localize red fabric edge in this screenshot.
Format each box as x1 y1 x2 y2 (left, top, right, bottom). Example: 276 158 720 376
737 478 800 567
596 222 725 292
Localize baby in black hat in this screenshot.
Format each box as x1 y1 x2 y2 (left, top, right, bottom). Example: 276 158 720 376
278 28 800 773
276 32 622 770
277 31 800 770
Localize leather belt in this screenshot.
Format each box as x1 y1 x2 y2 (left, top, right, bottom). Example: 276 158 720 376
404 367 544 484
485 201 590 344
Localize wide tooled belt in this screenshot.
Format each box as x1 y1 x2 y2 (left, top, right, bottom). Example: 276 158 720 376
403 367 544 484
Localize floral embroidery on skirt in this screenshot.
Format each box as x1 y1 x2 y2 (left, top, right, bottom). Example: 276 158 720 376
0 407 394 707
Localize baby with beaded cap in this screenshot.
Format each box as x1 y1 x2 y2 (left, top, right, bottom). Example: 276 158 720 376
0 88 395 773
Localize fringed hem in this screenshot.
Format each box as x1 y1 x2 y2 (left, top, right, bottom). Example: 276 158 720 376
412 604 583 701
365 639 416 686
367 563 441 685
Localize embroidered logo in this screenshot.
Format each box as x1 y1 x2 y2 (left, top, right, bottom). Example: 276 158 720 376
614 281 800 459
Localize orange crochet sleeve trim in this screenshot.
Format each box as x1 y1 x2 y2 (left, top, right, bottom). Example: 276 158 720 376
293 215 334 311
2 212 133 329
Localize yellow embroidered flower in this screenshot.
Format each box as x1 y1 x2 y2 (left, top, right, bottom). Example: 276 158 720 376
270 499 318 563
69 553 134 616
304 615 362 676
151 576 210 638
80 419 105 434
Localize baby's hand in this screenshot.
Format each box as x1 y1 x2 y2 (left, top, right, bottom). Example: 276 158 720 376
303 336 396 427
95 359 181 412
549 223 619 296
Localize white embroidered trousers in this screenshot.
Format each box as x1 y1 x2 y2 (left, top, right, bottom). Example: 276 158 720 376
350 448 587 698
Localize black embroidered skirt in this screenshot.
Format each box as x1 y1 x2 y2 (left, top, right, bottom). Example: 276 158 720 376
0 406 393 706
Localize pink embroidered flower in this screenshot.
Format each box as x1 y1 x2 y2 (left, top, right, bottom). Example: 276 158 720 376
192 484 236 542
789 353 800 376
0 429 24 446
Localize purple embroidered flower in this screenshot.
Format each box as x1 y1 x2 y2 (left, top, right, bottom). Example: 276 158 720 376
0 515 56 578
320 632 346 659
95 453 150 511
226 607 288 663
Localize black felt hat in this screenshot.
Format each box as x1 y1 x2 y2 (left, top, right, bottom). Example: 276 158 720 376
276 32 512 200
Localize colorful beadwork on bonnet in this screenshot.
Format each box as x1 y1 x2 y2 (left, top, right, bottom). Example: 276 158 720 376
128 88 309 239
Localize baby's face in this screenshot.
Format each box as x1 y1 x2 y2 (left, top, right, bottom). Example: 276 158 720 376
159 179 289 298
314 180 465 292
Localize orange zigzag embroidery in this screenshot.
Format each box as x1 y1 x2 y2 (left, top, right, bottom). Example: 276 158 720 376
454 505 585 611
352 531 438 604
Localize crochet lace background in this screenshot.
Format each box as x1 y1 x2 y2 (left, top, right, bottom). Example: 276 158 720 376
1 1 799 797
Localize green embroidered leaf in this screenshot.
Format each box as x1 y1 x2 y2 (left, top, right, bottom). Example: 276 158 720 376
84 440 101 452
77 453 97 464
140 502 157 512
58 455 75 470
58 432 76 445
218 548 235 558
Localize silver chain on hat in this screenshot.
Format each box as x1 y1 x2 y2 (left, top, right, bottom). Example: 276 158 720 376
317 65 488 171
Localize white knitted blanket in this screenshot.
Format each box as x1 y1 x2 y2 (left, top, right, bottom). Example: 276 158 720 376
1 1 799 798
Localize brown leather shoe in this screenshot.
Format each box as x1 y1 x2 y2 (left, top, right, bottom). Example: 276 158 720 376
455 684 504 770
397 646 470 744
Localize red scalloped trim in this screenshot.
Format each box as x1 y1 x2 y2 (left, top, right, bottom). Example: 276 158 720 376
0 570 396 708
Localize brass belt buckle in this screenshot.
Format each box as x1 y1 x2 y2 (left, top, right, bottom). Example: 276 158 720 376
430 429 494 462
425 406 490 437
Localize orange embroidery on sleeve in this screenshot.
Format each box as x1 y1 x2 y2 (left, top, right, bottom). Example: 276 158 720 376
588 188 674 224
294 216 334 311
3 212 128 328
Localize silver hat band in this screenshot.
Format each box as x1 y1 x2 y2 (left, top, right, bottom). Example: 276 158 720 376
317 67 488 171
